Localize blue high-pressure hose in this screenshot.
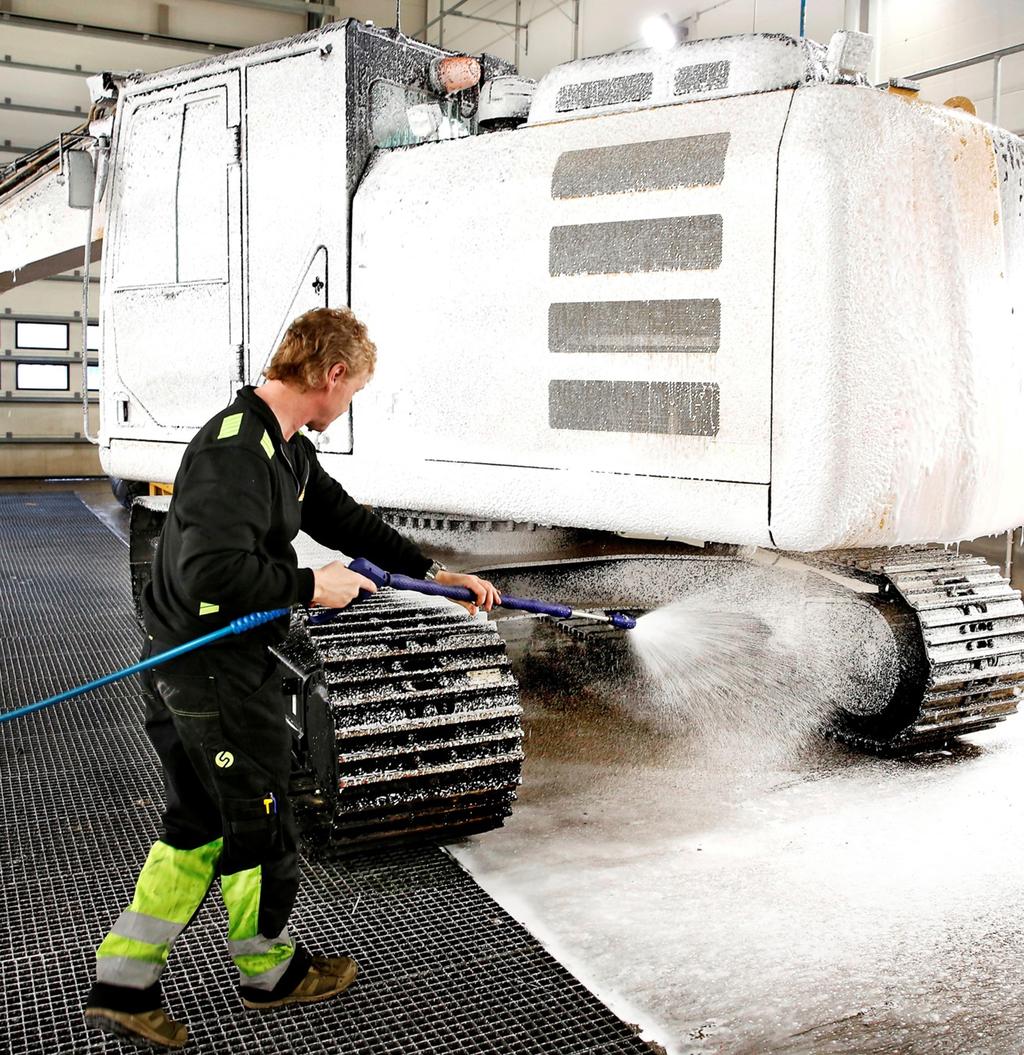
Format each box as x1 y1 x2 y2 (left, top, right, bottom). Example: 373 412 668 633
3 557 636 726
0 607 289 726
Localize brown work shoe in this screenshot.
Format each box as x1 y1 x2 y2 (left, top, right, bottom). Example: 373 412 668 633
85 1006 188 1049
310 954 359 978
242 955 358 1010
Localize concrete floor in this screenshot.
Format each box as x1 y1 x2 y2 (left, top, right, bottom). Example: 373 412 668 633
6 476 1024 1055
453 656 1024 1055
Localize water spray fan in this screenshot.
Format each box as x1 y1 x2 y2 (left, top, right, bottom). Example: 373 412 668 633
323 558 637 630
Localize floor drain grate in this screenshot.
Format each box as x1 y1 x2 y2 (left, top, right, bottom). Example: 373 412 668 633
0 492 652 1054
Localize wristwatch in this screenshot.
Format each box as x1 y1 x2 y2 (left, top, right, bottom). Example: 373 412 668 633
424 560 446 581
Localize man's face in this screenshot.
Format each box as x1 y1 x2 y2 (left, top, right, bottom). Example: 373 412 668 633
308 364 370 432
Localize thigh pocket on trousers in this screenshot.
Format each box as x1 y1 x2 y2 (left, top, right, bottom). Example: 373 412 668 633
217 660 287 747
222 793 282 866
153 671 220 720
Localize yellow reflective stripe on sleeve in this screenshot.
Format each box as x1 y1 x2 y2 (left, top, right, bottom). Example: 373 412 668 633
217 412 243 439
260 430 275 460
199 602 220 616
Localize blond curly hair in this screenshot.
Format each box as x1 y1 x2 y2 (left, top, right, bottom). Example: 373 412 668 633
265 307 376 391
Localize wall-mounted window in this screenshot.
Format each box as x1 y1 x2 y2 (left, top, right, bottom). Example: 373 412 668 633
87 364 100 391
86 323 100 351
16 362 70 391
16 321 69 350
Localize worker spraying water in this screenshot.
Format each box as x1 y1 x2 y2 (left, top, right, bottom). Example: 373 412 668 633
83 308 502 1051
3 18 1024 1055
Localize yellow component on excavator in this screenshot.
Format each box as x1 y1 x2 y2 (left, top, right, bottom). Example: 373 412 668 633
944 95 978 115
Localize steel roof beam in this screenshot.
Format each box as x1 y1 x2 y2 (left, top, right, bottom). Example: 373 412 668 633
1 56 98 78
202 0 343 16
0 12 238 54
0 101 86 119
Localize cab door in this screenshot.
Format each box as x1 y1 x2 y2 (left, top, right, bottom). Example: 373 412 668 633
103 71 242 436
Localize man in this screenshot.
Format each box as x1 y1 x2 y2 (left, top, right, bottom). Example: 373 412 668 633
85 307 499 1049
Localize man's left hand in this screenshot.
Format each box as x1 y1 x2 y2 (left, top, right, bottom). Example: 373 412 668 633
435 570 501 617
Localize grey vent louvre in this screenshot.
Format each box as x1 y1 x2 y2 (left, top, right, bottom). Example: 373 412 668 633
549 380 720 435
552 133 730 199
549 215 723 275
674 61 730 95
549 300 721 354
555 72 653 112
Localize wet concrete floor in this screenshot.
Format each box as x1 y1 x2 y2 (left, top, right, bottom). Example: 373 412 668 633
452 622 1024 1055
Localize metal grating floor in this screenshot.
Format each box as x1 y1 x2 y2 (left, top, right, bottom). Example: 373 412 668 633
0 493 652 1055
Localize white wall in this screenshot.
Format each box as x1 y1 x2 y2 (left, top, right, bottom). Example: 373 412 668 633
4 0 425 50
883 1 1024 129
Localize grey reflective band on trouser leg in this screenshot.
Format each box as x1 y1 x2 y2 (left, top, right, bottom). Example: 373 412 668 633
95 909 188 987
111 909 187 947
228 927 296 991
96 956 166 988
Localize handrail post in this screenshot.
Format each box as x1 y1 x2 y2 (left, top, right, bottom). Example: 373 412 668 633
993 53 1003 126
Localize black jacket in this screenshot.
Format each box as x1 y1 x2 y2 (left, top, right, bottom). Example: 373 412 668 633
142 385 430 648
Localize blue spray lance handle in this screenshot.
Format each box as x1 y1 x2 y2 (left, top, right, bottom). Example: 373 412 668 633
343 558 636 629
348 557 574 617
0 607 290 725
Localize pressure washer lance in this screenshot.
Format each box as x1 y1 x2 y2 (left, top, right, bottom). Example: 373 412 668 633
307 558 637 630
0 608 290 726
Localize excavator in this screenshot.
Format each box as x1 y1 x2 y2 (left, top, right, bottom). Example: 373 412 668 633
2 18 1023 853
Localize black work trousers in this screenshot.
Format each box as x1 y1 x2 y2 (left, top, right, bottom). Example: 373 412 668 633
140 636 300 940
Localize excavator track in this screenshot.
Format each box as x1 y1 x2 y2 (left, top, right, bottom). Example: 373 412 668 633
282 590 523 854
822 547 1024 752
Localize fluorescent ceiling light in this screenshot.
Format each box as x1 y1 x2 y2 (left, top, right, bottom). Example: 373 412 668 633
642 13 679 51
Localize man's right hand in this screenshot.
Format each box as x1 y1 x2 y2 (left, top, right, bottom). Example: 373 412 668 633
311 561 377 608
